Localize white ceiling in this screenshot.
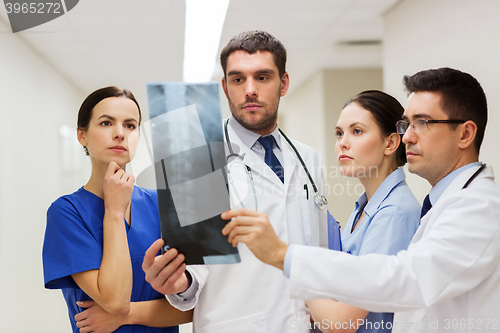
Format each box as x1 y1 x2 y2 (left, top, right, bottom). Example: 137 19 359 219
0 0 400 104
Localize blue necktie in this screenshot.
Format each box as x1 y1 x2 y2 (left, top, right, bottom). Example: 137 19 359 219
421 194 432 218
258 136 284 183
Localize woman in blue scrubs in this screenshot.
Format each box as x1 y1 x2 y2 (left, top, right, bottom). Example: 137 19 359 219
306 90 420 332
42 87 191 332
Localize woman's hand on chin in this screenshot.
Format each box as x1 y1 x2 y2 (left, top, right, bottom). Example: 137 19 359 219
103 161 134 218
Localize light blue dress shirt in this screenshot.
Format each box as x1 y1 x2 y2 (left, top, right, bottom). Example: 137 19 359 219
427 162 482 207
342 167 420 256
285 168 420 333
228 116 283 165
341 167 420 333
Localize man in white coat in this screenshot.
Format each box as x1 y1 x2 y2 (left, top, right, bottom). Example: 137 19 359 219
223 67 500 333
142 30 327 332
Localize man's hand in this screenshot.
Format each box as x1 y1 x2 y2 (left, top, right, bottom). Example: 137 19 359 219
75 301 123 333
142 239 190 295
221 208 289 270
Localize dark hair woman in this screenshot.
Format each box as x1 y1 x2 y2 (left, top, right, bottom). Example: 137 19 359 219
43 87 191 333
306 90 420 333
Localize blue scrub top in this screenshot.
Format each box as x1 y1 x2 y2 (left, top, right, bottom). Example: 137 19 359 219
43 186 178 333
342 168 420 333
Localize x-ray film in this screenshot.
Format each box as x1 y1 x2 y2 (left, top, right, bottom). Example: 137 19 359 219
147 82 240 265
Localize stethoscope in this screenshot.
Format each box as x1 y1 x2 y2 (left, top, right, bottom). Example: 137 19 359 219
462 163 486 189
224 118 328 211
422 163 486 221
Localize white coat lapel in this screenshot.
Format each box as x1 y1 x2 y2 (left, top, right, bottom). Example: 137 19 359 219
440 164 491 199
242 149 284 188
413 164 491 242
226 123 283 189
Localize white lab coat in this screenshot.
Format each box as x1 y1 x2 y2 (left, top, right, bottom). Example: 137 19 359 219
289 165 500 333
167 120 327 332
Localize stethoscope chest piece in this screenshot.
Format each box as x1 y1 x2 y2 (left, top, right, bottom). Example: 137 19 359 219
314 193 328 210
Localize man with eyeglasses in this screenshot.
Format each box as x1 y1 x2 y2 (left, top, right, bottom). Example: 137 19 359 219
223 67 500 332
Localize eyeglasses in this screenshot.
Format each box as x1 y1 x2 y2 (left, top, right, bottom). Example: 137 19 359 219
395 118 466 134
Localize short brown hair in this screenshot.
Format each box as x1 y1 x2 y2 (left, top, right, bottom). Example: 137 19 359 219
220 30 287 78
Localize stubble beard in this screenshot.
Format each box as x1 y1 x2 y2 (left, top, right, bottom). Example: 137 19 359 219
229 91 281 133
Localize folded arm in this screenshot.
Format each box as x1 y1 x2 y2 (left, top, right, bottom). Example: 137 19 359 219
75 299 193 333
72 162 135 315
306 299 369 333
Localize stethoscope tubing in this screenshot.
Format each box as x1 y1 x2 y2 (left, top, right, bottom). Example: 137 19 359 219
462 163 486 189
278 128 319 194
223 118 327 209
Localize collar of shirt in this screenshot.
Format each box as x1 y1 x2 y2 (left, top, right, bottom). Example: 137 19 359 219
228 116 282 153
429 162 482 206
356 167 407 218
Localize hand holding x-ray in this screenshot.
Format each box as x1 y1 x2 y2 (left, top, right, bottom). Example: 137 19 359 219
221 208 289 270
144 82 241 265
142 239 190 295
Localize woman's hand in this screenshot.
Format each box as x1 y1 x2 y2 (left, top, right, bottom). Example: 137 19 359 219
221 208 289 270
75 298 194 330
103 161 134 218
71 162 134 315
75 301 124 333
